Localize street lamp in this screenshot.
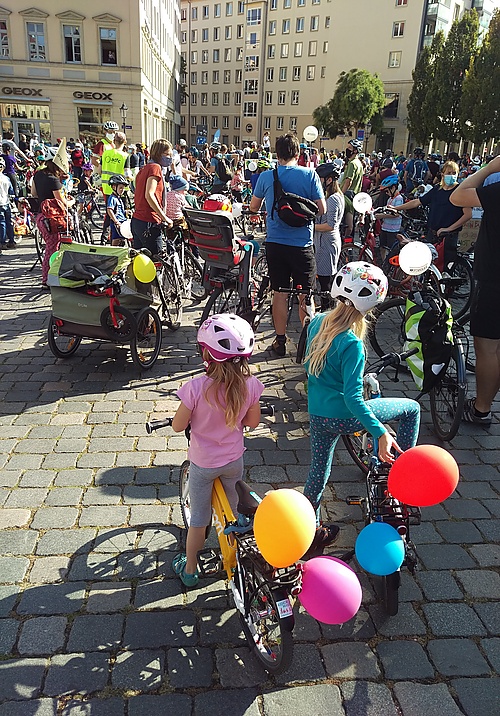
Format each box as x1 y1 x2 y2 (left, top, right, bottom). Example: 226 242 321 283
364 122 372 154
119 103 128 134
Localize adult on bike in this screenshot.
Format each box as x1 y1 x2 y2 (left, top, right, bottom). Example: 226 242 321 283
171 314 264 586
131 138 174 256
450 154 500 426
396 160 472 270
314 163 345 309
249 133 326 357
341 139 364 237
303 262 420 551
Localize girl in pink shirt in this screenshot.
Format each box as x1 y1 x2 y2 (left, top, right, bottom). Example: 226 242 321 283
171 314 264 587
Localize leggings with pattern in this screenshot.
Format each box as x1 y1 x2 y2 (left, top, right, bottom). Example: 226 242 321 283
305 398 420 523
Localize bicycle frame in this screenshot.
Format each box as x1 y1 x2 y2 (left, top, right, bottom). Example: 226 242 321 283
210 477 237 580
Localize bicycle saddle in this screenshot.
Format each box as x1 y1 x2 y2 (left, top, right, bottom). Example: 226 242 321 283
235 480 261 517
61 263 103 281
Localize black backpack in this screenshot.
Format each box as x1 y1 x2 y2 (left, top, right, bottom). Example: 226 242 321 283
411 159 426 183
216 157 232 184
271 168 319 228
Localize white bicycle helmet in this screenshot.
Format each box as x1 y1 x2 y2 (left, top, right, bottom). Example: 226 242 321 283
103 121 119 131
198 313 255 362
331 262 388 315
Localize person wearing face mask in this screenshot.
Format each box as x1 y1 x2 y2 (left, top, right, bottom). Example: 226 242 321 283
131 138 174 256
99 132 130 243
396 161 472 270
91 120 119 169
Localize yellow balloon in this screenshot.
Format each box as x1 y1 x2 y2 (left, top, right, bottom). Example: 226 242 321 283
253 489 316 568
133 254 156 283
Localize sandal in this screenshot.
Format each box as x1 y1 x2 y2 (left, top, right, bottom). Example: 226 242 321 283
172 552 199 587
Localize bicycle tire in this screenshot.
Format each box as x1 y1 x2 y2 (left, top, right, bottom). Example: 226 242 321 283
130 307 162 369
369 298 407 358
47 316 82 358
178 460 211 539
341 433 372 475
33 225 43 264
160 262 183 330
78 219 93 244
443 255 474 320
382 571 400 616
339 241 374 267
237 561 294 675
200 283 240 324
89 202 105 230
100 305 137 342
455 313 475 373
184 250 206 302
296 323 308 364
429 342 466 442
250 274 272 331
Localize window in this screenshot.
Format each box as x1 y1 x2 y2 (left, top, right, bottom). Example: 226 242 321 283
323 41 328 53
277 117 284 130
269 20 276 35
237 24 243 39
243 101 257 116
213 49 220 62
181 94 187 105
247 8 262 25
294 42 302 57
320 66 326 78
191 72 197 84
63 25 81 63
203 5 209 19
99 27 117 65
271 0 278 8
235 91 241 104
224 69 231 83
27 22 46 61
325 16 330 28
293 66 301 81
192 29 198 42
224 48 231 61
453 3 460 21
181 8 187 21
201 116 207 127
213 92 219 105
191 50 198 63
190 115 197 127
0 20 9 57
226 2 233 16
238 1 245 13
298 0 305 6
281 43 289 58
268 44 275 59
283 19 290 33
266 67 274 81
245 55 259 71
201 92 207 105
236 69 242 82
212 116 218 128
384 93 400 118
284 0 291 7
223 92 230 104
192 6 198 19
213 70 220 83
393 21 405 37
296 18 304 32
201 50 208 63
279 66 287 81
264 117 271 130
191 93 197 105
248 32 258 47
291 90 299 104
223 115 229 128
202 28 209 42
225 26 232 40
307 65 315 80
215 3 221 17
308 41 317 56
214 27 220 41
244 79 258 94
312 0 320 4
290 117 297 131
396 0 407 5
180 71 187 85
310 16 319 31
278 91 286 105
234 116 241 129
181 30 187 43
265 91 273 104
202 71 208 84
388 50 401 67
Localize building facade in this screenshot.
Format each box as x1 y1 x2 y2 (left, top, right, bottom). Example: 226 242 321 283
180 0 498 153
0 0 181 147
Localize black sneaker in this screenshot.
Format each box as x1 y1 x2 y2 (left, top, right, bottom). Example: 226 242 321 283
271 338 286 357
303 524 340 559
463 397 492 427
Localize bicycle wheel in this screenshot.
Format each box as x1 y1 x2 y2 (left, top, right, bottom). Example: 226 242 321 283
89 201 105 230
455 314 475 373
296 323 308 364
33 225 43 264
369 298 406 358
339 241 374 267
130 307 162 369
250 274 272 331
78 218 93 244
200 283 240 323
443 256 474 319
160 263 183 330
47 316 82 358
341 433 373 475
184 250 206 302
179 460 211 538
100 305 137 342
237 560 294 675
382 571 400 616
429 342 466 442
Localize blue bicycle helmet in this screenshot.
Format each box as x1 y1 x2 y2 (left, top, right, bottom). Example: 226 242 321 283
380 175 399 189
189 147 199 158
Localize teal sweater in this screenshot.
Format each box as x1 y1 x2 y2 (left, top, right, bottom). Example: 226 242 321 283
305 314 386 438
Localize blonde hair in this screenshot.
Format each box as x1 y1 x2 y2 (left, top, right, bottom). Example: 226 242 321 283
203 350 250 429
440 160 459 188
305 302 366 377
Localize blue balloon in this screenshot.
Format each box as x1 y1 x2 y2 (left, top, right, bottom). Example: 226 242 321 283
355 522 405 576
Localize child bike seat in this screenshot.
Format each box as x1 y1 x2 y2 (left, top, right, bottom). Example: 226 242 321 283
235 480 261 517
60 263 103 282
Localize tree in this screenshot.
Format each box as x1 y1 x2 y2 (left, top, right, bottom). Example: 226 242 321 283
313 68 385 139
460 8 500 144
407 32 444 145
432 9 479 144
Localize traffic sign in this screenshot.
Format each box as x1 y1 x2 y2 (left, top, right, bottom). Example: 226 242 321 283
357 129 365 141
196 136 205 146
125 125 132 129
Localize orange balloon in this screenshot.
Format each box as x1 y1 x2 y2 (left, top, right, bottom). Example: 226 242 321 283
388 444 459 507
253 489 316 568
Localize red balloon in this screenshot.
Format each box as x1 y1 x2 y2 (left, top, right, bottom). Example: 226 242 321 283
388 445 459 507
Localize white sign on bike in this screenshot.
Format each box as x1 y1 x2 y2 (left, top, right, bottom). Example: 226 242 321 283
276 598 293 619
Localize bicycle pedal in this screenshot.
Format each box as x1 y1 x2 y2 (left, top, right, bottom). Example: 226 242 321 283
346 496 363 505
197 548 222 577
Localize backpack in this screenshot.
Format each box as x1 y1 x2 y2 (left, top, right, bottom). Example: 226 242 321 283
404 286 454 392
411 159 426 183
216 157 232 184
271 168 319 228
40 198 72 234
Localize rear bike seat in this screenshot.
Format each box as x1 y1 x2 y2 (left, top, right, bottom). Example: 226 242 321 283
60 263 104 282
235 480 261 517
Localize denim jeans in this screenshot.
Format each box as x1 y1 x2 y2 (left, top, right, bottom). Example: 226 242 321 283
0 204 14 244
131 217 163 256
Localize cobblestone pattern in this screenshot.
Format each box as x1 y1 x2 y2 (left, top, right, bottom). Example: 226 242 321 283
0 241 499 714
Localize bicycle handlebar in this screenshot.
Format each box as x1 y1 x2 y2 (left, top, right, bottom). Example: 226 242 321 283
368 347 418 373
146 404 274 434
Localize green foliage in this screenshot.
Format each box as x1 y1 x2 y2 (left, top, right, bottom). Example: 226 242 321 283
460 9 500 144
313 69 385 139
407 32 444 145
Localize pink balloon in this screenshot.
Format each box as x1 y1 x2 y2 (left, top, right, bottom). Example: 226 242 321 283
298 556 362 625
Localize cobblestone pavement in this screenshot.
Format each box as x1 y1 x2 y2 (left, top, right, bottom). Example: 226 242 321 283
0 237 499 716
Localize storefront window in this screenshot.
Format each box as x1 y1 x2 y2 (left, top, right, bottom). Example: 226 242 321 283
0 104 51 143
100 28 117 65
1 103 50 121
77 106 111 144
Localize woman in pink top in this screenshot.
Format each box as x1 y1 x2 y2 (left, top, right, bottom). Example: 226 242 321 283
171 314 264 587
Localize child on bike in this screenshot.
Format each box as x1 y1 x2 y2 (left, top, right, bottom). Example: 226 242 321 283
106 174 128 246
303 262 421 552
374 174 404 261
171 314 264 587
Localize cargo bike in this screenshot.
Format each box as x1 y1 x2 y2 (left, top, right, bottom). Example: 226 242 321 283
46 243 176 369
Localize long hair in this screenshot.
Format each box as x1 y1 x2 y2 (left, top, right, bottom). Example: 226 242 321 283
440 160 459 188
202 350 250 429
305 302 366 377
324 178 341 199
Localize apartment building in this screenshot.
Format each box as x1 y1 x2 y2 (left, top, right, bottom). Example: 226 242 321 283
0 0 181 147
180 0 498 152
